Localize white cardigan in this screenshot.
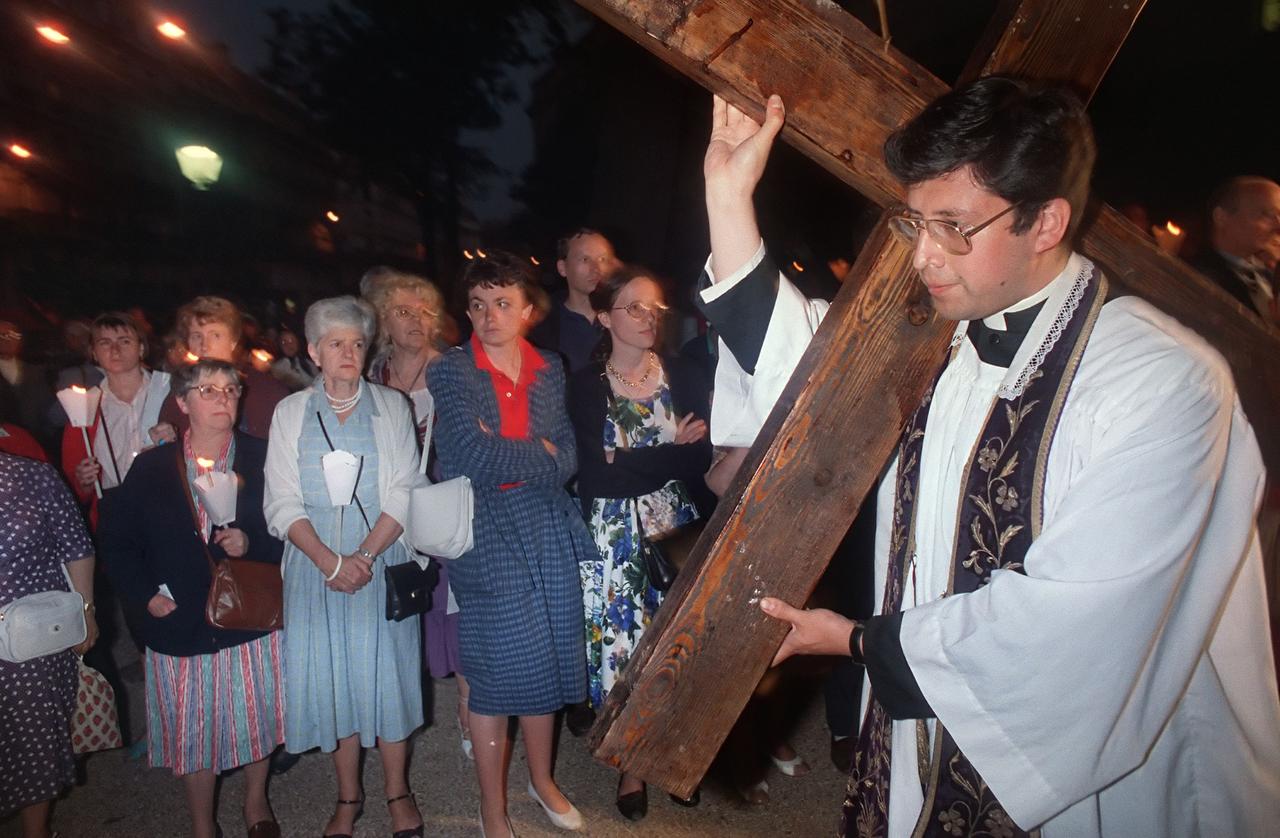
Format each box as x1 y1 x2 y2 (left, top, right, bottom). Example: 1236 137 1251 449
263 380 420 542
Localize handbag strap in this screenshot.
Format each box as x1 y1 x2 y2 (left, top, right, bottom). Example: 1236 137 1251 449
174 443 219 575
94 397 124 486
316 411 373 533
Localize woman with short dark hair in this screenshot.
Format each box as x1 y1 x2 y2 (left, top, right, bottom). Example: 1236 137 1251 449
429 251 593 837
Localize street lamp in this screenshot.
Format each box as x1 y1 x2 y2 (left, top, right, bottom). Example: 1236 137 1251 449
35 25 71 45
175 145 222 190
157 21 187 40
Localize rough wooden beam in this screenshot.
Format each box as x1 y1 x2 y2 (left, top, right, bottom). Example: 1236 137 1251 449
575 0 948 207
959 0 1149 99
588 219 948 795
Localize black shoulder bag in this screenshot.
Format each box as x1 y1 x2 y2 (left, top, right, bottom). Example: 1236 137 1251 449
317 411 438 621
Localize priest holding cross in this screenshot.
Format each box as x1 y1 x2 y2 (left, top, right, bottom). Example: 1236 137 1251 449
698 78 1280 837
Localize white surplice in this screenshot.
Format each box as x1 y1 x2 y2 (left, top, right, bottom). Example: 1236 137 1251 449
701 245 1280 836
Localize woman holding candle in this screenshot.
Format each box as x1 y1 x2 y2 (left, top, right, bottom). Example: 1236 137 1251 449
263 297 424 838
99 358 284 838
428 252 593 837
61 312 174 528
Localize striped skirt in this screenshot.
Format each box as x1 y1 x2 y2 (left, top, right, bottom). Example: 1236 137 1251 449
145 632 284 776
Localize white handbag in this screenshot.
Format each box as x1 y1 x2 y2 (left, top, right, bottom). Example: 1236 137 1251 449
0 589 86 663
405 400 475 559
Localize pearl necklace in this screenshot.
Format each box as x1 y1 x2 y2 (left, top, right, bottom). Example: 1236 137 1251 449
326 381 362 413
607 352 657 389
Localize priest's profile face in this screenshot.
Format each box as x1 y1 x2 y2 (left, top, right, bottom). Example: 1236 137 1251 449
905 165 1066 322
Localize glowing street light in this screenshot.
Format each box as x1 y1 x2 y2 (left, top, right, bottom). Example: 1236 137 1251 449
325 210 340 222
36 25 71 45
7 143 32 159
174 145 222 190
462 249 475 260
530 256 541 266
157 21 187 40
476 248 488 258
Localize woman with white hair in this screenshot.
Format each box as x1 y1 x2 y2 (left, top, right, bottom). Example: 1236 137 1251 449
264 296 424 838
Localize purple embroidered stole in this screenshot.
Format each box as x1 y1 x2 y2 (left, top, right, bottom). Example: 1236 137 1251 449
843 263 1108 838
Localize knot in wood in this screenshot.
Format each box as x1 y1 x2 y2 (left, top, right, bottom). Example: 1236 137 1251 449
839 149 854 164
907 299 931 326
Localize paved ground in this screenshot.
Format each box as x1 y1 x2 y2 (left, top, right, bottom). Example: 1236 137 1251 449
2 670 849 837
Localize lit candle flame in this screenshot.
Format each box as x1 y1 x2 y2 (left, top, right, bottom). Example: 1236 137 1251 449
7 144 32 159
476 248 488 258
462 249 474 260
70 384 86 394
185 351 199 363
1164 221 1182 236
791 261 805 273
196 457 214 470
252 349 273 363
530 256 540 266
325 210 340 223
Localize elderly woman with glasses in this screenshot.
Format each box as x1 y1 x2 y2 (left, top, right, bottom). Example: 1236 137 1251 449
100 359 284 838
263 296 424 838
566 263 715 819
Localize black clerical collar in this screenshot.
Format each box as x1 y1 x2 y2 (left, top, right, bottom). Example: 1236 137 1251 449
965 301 1045 368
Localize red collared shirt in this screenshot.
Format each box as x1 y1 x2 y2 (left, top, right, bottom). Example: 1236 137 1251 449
471 334 547 441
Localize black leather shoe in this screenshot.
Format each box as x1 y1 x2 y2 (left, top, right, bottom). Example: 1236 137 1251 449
565 701 596 737
830 736 855 773
270 748 302 775
616 782 648 821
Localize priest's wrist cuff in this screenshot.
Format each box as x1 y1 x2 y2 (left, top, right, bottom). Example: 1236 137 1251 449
848 621 866 665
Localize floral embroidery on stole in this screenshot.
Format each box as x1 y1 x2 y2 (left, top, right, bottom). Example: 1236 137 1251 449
843 265 1107 838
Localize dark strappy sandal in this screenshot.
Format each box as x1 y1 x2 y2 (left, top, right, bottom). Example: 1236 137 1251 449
387 792 425 838
321 797 364 838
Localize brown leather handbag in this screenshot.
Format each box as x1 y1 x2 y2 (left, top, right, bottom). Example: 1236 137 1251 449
175 446 283 632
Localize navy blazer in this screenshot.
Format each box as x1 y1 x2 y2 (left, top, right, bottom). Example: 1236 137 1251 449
428 342 597 597
98 433 282 656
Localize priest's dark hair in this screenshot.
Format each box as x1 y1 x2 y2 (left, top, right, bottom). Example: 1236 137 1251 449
884 76 1096 239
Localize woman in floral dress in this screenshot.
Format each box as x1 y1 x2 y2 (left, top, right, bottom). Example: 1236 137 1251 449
568 264 714 819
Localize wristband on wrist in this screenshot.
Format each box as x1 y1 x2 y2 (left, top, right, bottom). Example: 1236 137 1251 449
849 621 866 666
324 553 344 582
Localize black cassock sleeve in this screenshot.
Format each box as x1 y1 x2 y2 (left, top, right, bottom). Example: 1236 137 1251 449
863 612 935 720
694 251 780 376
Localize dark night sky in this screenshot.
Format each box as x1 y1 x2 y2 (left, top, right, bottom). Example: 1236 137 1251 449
171 1 1278 238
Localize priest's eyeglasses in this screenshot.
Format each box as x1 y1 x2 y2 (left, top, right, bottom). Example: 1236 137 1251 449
613 301 671 320
888 203 1021 256
189 383 243 401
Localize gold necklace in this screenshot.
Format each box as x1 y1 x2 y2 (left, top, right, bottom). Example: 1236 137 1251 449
607 351 656 389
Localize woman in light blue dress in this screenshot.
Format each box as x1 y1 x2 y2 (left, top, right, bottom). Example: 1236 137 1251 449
264 297 424 838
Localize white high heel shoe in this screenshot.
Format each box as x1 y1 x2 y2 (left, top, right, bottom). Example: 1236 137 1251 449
526 781 584 831
478 805 517 838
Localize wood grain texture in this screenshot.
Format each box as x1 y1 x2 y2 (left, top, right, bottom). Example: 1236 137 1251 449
575 0 948 207
587 219 953 795
963 0 1149 99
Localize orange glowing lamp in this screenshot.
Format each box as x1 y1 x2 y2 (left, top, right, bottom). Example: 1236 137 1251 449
325 210 340 222
36 25 71 45
252 349 273 363
185 351 199 363
195 457 215 471
1165 221 1183 236
157 21 187 40
7 143 32 159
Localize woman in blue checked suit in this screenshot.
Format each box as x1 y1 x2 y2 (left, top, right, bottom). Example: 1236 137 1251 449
429 251 593 838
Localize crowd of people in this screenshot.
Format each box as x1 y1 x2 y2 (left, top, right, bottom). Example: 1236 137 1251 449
0 224 759 838
2 70 1279 838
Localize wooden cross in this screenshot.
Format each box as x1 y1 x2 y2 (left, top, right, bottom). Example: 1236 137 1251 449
573 0 1280 798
